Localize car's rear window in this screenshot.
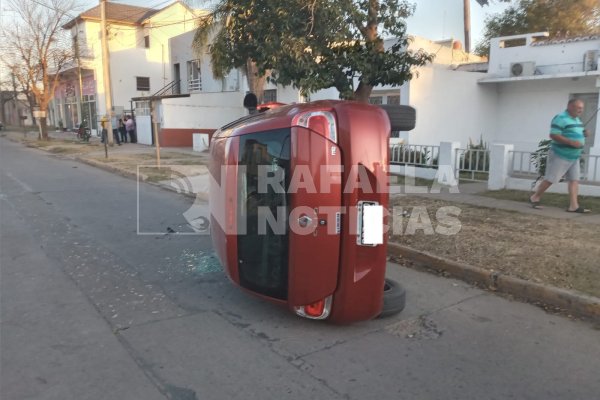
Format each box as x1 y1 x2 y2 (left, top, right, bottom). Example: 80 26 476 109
237 128 291 300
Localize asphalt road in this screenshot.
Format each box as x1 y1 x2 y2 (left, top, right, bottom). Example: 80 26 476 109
1 137 599 400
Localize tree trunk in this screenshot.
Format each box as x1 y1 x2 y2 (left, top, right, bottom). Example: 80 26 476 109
245 59 266 103
40 117 49 140
0 97 8 124
353 0 382 103
27 94 37 127
354 82 373 103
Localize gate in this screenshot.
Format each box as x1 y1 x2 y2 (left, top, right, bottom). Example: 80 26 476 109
135 101 152 145
455 147 490 182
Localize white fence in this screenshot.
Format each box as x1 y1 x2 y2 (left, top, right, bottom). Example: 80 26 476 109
510 150 600 184
390 144 439 167
389 141 600 196
454 148 490 182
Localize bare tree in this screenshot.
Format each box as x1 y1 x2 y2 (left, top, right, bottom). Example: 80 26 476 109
2 0 75 139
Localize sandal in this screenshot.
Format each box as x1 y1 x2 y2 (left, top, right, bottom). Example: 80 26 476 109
566 207 591 213
529 197 543 209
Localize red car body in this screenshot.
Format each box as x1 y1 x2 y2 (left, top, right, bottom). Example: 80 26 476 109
209 100 390 324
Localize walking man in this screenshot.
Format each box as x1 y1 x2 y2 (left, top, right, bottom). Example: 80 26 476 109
530 98 590 213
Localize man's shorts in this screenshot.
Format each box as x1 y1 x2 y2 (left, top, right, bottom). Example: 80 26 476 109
544 149 580 183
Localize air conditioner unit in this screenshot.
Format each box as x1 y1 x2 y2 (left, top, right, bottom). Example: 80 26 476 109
510 61 536 77
583 50 599 72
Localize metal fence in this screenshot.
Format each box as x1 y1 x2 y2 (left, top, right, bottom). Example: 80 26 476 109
510 150 539 178
390 144 439 168
455 148 490 181
510 150 600 184
188 78 202 92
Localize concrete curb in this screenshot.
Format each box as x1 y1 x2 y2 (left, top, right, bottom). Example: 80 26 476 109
388 242 600 322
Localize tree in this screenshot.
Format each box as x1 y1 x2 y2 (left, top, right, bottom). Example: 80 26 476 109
475 0 600 56
1 0 75 139
193 0 433 103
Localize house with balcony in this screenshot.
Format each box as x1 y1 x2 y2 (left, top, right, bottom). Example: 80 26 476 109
50 0 204 136
479 32 599 155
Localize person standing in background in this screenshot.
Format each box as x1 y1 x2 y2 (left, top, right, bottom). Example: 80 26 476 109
118 118 127 143
125 115 137 143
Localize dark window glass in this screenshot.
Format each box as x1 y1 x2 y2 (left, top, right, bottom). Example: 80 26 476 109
237 128 291 300
144 35 150 48
387 95 400 105
136 77 150 91
369 96 383 105
263 89 277 103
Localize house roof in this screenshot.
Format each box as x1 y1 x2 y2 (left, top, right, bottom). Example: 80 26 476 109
63 2 160 29
531 35 600 46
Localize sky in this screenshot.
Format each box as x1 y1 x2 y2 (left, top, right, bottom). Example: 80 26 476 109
76 0 512 48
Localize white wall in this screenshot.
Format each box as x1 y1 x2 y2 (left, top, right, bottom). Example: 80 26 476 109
75 3 201 118
170 29 240 94
489 33 600 77
161 92 247 130
406 66 498 147
276 86 303 104
491 77 598 152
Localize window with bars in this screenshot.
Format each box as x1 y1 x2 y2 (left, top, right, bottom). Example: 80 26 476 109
368 96 383 105
263 89 277 103
136 77 150 91
187 60 202 92
386 95 400 105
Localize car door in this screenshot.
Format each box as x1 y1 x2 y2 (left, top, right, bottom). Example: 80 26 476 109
287 126 342 306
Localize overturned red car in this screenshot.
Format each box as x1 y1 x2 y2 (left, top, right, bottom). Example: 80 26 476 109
209 100 409 323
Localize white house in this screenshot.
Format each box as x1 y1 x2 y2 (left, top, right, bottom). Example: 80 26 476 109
143 28 600 163
50 0 203 136
480 32 599 156
155 33 485 146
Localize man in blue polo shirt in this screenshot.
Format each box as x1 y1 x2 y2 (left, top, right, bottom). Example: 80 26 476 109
530 99 590 213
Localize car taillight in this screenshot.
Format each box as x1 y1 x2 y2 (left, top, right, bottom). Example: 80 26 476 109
292 111 337 143
294 295 333 320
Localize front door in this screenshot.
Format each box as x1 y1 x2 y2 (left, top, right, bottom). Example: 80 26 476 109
571 93 598 180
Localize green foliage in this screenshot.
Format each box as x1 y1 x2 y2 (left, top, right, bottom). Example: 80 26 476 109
475 0 600 56
193 0 433 101
530 138 551 180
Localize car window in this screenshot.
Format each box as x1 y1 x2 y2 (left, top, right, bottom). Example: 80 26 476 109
237 128 291 299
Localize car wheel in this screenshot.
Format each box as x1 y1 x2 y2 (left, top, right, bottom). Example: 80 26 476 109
379 105 416 132
378 278 406 318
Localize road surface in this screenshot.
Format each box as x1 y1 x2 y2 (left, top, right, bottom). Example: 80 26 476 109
1 138 599 400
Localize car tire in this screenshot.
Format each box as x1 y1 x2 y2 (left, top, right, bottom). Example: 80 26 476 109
378 278 406 318
379 105 416 132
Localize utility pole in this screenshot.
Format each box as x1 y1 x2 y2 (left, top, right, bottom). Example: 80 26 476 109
100 0 114 145
463 0 471 53
75 20 85 129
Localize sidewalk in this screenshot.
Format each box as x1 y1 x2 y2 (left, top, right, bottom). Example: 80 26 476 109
406 181 600 224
